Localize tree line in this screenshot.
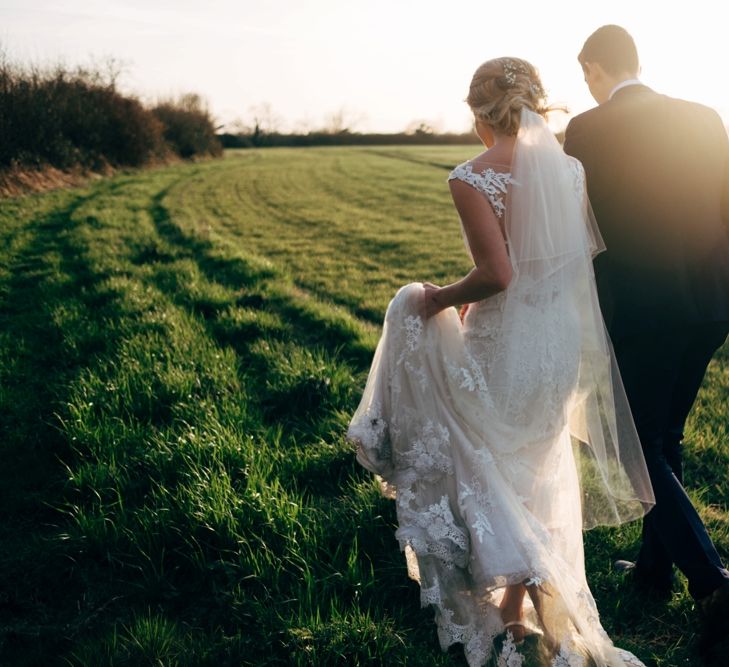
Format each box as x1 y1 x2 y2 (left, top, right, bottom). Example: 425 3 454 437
219 127 481 149
0 55 222 178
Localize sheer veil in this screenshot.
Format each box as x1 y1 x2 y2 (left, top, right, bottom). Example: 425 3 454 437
502 107 655 527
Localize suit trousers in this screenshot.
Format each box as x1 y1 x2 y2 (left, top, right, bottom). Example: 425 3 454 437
612 322 729 600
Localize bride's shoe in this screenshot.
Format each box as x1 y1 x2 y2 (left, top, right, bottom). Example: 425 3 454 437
499 583 530 642
502 620 528 643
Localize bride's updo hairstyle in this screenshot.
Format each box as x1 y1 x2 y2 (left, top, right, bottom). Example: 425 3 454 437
466 57 549 136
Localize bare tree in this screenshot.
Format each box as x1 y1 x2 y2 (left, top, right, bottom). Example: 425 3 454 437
225 117 253 134
320 106 365 134
405 119 433 135
74 54 130 90
99 55 128 90
248 102 284 134
291 115 315 134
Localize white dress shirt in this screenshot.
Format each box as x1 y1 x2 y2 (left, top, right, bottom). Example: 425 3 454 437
608 78 643 100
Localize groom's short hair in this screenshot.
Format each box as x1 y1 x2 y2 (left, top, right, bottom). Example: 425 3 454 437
578 25 639 76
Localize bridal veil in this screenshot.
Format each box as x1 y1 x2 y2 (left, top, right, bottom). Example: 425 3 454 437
348 108 654 666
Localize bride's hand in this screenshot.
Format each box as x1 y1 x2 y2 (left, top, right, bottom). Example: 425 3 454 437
422 282 445 320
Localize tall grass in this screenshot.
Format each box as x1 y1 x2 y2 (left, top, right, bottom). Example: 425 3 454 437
0 146 726 665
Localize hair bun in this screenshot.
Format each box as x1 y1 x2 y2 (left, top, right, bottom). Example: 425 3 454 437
466 57 547 135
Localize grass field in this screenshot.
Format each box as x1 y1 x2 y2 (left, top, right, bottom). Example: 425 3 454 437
0 146 727 666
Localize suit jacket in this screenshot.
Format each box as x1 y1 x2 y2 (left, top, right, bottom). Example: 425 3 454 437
563 84 729 340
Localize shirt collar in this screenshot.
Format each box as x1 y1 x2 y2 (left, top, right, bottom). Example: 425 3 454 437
608 79 643 100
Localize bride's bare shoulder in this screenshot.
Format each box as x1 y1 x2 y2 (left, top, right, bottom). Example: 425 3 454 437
466 147 512 171
469 149 490 164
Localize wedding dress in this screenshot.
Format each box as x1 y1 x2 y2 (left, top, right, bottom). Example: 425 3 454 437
347 109 655 666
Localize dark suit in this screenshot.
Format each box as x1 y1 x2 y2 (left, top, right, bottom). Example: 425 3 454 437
564 84 729 600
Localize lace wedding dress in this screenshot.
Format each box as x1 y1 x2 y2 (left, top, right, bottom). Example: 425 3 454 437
347 109 655 667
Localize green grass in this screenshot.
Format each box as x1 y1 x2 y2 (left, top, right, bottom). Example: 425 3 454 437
0 146 727 666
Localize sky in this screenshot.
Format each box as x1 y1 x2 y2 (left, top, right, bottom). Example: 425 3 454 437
2 0 728 134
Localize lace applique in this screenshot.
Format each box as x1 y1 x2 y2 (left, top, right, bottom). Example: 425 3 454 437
458 478 495 543
446 355 487 393
497 631 525 667
445 347 493 415
397 494 470 569
438 608 472 644
448 163 514 218
406 534 468 570
435 607 492 667
566 156 585 200
400 419 454 479
615 648 647 667
576 589 599 620
396 313 425 375
404 359 428 392
424 496 467 547
403 314 423 351
472 447 495 467
394 479 416 510
575 588 609 640
420 583 443 606
463 293 506 338
348 400 389 457
551 639 586 667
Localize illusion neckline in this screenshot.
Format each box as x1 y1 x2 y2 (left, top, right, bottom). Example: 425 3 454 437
464 161 512 173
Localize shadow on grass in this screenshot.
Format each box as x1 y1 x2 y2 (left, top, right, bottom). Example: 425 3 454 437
146 187 375 367
0 185 130 664
364 148 457 172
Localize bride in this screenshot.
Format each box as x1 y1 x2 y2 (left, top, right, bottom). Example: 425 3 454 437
347 57 656 667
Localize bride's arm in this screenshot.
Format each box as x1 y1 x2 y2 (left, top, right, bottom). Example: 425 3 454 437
424 179 512 318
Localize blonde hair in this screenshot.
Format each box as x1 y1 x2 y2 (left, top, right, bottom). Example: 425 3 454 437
466 57 549 136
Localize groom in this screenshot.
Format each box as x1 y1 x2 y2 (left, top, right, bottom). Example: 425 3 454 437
564 24 729 653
